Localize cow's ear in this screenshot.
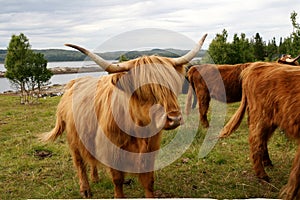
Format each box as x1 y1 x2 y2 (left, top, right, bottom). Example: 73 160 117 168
111 72 125 85
111 72 128 91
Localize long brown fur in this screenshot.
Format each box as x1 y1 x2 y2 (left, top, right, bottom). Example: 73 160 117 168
41 55 185 198
220 62 300 200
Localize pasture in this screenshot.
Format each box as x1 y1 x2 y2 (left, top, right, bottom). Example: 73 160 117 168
0 94 296 199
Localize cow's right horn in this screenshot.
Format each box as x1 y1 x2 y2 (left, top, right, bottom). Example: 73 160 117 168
65 44 128 73
172 33 208 66
286 54 300 63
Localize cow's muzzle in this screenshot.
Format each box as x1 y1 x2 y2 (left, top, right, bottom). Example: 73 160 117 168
165 111 183 130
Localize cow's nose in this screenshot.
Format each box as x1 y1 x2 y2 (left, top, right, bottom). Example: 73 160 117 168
165 111 183 130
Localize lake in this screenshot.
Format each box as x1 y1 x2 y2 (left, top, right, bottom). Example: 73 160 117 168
0 61 109 93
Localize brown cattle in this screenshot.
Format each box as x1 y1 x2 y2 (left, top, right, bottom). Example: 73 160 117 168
185 54 300 129
185 63 251 128
41 34 207 198
220 62 300 199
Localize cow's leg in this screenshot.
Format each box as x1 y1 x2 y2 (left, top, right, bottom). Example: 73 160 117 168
249 124 271 182
197 89 210 128
71 149 92 198
110 168 125 198
281 144 300 200
192 92 197 109
262 141 273 167
262 125 276 167
138 172 154 198
90 163 99 183
247 115 274 167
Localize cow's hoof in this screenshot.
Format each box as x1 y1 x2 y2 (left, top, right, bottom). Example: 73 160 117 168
263 159 273 167
91 176 100 183
81 189 92 198
259 175 271 183
202 122 209 129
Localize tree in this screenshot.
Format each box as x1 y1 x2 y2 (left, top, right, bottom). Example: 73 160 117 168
266 37 278 61
252 33 265 61
4 33 53 104
291 11 300 32
119 54 129 62
28 52 53 96
290 11 300 56
239 33 255 63
5 33 32 102
228 33 241 64
203 29 231 64
230 33 254 63
203 30 254 64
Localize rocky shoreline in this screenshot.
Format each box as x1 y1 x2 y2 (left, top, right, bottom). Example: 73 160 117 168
49 66 103 74
1 84 66 97
0 66 103 78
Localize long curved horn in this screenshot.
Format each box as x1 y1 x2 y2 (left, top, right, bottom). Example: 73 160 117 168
286 54 300 63
173 33 208 66
65 44 127 73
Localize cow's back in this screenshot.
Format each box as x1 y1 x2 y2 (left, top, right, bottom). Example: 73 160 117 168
217 63 250 102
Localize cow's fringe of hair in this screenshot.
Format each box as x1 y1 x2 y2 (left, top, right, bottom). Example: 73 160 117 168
185 84 193 115
40 112 65 142
119 55 185 98
219 87 247 138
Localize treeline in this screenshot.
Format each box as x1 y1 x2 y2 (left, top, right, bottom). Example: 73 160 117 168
203 11 300 64
0 49 85 63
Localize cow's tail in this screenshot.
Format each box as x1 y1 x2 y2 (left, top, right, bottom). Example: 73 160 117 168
40 115 65 142
219 90 247 138
185 84 194 115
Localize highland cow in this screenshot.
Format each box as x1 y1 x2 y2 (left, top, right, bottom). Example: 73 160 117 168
41 34 207 198
220 62 300 200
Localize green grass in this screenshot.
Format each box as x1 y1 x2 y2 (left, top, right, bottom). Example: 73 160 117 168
0 94 297 199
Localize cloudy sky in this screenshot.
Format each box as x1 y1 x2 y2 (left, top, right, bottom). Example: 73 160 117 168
1 0 300 51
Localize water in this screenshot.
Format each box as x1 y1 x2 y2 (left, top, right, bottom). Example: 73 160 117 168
0 60 98 71
0 61 109 93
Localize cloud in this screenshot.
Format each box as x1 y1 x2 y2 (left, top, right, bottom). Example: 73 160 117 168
0 0 299 50
91 28 197 52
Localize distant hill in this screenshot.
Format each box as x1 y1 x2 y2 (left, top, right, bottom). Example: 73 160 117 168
0 50 6 63
0 48 206 63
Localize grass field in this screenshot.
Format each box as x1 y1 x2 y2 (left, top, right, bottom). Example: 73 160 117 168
0 94 297 199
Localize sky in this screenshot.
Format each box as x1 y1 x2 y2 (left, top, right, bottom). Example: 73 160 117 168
1 0 300 52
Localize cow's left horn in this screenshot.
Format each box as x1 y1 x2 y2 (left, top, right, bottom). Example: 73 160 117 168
65 44 128 73
172 33 208 66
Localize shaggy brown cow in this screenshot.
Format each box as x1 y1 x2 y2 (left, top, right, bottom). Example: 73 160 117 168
220 62 300 200
185 63 251 128
41 34 207 198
